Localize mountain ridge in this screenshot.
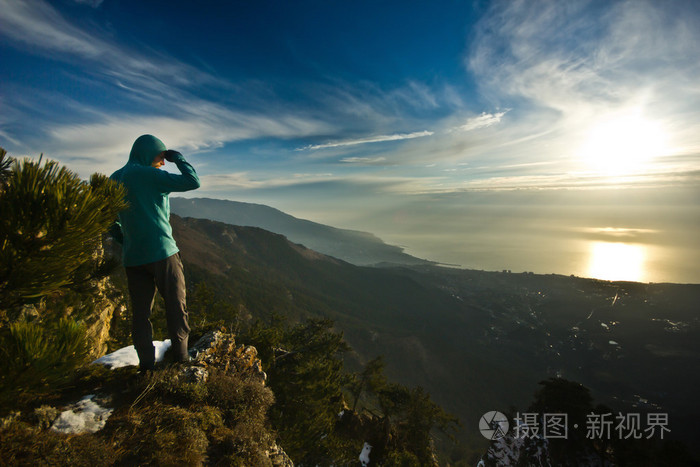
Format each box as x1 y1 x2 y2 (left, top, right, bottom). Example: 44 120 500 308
170 197 434 267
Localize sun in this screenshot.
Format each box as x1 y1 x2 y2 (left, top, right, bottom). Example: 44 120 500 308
578 112 668 176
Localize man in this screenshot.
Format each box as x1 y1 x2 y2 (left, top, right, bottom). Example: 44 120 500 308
110 134 200 370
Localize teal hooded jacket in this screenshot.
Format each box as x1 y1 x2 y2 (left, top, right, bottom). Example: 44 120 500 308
110 135 200 267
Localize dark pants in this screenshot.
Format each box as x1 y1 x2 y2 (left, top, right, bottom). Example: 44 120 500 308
125 253 190 368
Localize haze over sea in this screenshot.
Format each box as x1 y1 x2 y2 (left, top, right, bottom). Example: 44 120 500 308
263 184 699 285
384 207 700 285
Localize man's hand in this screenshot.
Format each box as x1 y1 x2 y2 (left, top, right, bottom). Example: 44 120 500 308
163 150 183 162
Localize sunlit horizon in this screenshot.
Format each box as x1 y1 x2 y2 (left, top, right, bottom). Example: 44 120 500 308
586 241 646 283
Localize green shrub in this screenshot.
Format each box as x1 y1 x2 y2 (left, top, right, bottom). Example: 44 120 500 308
0 152 127 314
206 369 275 424
384 450 422 467
110 402 209 466
0 317 89 407
0 421 116 466
149 367 209 406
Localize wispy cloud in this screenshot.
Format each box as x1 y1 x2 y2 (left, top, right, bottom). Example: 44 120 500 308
44 109 334 176
0 0 223 90
0 0 103 57
469 0 700 128
340 157 387 165
470 1 618 109
298 130 434 151
72 0 103 7
196 172 291 191
0 0 334 166
580 227 660 241
448 111 508 133
457 168 700 192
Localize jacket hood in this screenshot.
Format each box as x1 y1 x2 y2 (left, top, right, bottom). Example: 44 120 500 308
128 134 167 166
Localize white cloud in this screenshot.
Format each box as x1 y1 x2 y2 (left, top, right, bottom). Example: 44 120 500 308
299 130 434 151
198 173 269 190
469 0 700 122
449 111 508 133
72 0 103 7
0 0 104 57
0 0 214 88
340 157 387 165
198 172 366 193
43 109 332 176
299 78 470 137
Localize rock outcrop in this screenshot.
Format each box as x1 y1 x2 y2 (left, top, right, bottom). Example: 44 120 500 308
82 277 124 360
188 330 267 384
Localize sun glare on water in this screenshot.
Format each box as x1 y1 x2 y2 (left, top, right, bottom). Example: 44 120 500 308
578 112 668 176
587 242 646 282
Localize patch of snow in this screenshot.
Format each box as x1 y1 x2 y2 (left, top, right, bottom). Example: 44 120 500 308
338 410 345 419
359 442 372 466
92 340 172 369
51 395 113 434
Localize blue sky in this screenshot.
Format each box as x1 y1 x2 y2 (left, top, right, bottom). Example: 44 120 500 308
2 0 700 281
